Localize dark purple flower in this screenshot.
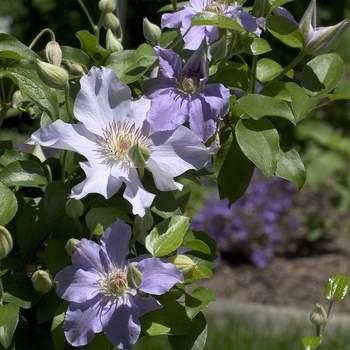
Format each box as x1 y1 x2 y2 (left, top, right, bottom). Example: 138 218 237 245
141 41 230 142
55 220 183 349
161 0 263 50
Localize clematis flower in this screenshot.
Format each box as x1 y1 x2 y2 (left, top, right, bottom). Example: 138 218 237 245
27 66 213 216
274 0 350 55
55 220 184 349
161 0 263 50
141 41 230 142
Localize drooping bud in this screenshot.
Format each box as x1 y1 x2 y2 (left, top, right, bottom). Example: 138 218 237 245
143 18 162 45
103 13 120 32
65 238 80 256
31 270 54 293
0 226 13 260
65 198 84 218
45 41 62 66
126 264 143 289
11 90 24 109
98 0 117 14
128 143 150 168
134 207 154 230
106 29 123 52
64 61 86 76
167 255 195 279
35 59 69 89
310 303 327 326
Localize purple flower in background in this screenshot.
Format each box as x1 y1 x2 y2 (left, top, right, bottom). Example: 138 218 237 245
161 0 263 50
141 41 230 142
55 220 183 349
27 66 213 216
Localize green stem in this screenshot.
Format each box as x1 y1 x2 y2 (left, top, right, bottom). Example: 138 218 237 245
77 0 96 33
272 50 306 82
61 150 67 182
0 261 4 304
64 83 75 124
28 28 56 50
74 218 84 239
250 55 258 94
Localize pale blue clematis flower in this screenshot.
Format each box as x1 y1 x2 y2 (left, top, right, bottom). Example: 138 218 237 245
274 0 350 55
55 220 184 349
27 66 213 216
161 0 263 50
141 41 231 142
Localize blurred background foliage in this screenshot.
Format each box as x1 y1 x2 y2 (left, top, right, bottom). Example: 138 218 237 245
1 0 350 267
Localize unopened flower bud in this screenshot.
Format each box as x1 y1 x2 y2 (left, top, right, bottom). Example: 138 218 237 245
0 226 13 259
65 238 80 256
36 59 69 89
134 208 154 230
106 29 123 52
103 13 120 31
65 198 84 218
143 18 162 45
210 36 227 64
167 255 195 278
45 41 62 66
126 264 143 289
31 270 54 293
11 90 24 109
128 143 150 168
64 61 86 76
310 303 327 326
98 0 117 14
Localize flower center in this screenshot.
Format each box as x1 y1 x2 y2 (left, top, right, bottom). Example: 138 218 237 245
95 120 151 169
180 72 201 94
204 1 224 14
101 267 129 298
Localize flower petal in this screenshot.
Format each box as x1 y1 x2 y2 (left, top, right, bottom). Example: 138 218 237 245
161 6 196 29
138 258 184 295
72 238 105 271
153 46 182 79
182 40 208 83
130 294 162 317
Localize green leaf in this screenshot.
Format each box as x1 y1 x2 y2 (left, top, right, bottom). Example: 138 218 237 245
168 312 208 350
181 231 210 255
260 81 292 101
51 302 68 350
37 289 63 324
276 148 305 190
2 273 41 308
133 335 171 350
0 59 62 120
266 15 304 48
61 45 90 67
328 81 350 100
76 30 109 64
213 131 255 205
0 149 39 167
85 207 132 235
301 53 345 97
0 182 18 226
235 94 295 124
286 82 319 123
44 181 70 223
213 63 249 91
191 11 245 31
145 216 190 257
44 238 72 277
243 38 271 55
106 44 157 84
185 287 215 319
257 58 293 82
268 0 295 11
301 336 323 350
0 303 19 348
324 274 349 301
0 33 39 59
235 118 281 178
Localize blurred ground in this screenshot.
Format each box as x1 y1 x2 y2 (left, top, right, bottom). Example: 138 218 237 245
199 234 350 314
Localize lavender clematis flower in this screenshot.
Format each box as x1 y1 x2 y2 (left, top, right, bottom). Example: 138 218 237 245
274 0 350 55
141 41 230 142
161 0 263 50
27 66 213 216
55 220 184 349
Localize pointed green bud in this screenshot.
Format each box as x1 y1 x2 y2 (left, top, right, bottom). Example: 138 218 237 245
98 0 117 14
209 36 227 64
64 61 86 76
128 143 150 168
106 29 123 52
167 255 195 279
65 238 80 256
11 90 24 109
310 303 327 326
65 198 84 218
103 13 120 31
0 226 13 260
134 207 154 229
36 59 69 89
45 41 62 66
126 264 143 289
143 18 162 45
31 270 54 293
